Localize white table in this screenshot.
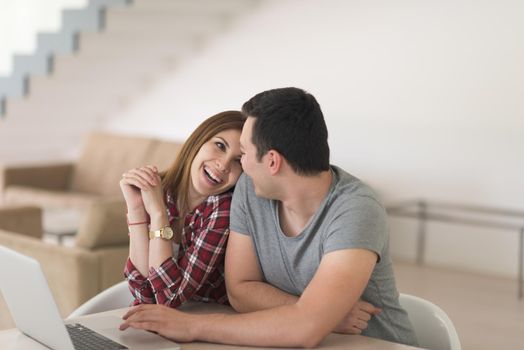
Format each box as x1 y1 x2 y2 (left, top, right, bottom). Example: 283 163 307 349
0 304 423 350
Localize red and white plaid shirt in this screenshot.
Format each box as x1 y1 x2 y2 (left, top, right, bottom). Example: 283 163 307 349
124 190 232 307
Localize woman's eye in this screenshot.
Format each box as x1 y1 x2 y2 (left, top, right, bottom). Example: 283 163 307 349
215 142 225 151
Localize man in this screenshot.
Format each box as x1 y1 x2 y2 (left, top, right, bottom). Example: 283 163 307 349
120 87 418 347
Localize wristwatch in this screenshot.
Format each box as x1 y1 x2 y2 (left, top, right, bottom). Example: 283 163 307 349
149 226 174 240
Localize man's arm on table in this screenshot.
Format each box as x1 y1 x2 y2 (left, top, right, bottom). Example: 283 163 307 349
224 231 298 311
225 231 380 334
120 231 378 348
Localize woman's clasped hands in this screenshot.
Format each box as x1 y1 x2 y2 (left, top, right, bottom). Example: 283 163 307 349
120 165 166 219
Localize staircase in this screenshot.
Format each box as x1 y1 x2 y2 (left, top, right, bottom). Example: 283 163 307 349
0 0 258 164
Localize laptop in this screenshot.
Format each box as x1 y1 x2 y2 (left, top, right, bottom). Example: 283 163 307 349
0 245 180 350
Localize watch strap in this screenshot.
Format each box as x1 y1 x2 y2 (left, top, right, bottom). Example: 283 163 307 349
149 226 173 240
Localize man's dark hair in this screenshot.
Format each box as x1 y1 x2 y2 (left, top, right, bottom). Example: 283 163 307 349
241 87 330 175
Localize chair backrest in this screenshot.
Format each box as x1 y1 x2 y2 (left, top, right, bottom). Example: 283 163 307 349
67 281 133 319
399 293 461 350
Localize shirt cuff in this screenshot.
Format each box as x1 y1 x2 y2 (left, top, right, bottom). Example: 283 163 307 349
124 257 155 303
124 257 147 283
148 256 182 294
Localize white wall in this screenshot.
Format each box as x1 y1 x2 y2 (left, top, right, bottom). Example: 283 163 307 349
0 0 87 75
105 0 524 278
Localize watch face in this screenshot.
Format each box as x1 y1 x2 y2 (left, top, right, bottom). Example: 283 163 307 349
162 226 174 240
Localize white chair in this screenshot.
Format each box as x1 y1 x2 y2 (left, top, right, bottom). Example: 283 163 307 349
399 293 461 350
68 281 133 319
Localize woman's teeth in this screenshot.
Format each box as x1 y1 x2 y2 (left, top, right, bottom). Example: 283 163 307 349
204 167 222 184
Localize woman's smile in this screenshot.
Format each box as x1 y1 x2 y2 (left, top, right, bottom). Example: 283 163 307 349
203 166 224 185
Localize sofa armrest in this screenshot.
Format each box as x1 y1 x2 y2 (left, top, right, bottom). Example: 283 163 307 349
0 232 102 317
0 205 42 239
0 163 74 195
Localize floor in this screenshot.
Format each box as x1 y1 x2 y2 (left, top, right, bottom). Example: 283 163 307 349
393 260 524 350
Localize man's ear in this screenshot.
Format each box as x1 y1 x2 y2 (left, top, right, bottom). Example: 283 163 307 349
266 150 282 176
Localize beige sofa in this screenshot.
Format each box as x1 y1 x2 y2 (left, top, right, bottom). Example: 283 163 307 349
0 131 182 210
0 202 128 330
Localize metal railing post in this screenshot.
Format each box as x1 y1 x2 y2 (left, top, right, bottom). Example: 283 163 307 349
519 228 523 300
416 200 427 265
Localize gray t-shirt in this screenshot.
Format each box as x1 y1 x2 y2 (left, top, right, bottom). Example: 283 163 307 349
230 166 417 346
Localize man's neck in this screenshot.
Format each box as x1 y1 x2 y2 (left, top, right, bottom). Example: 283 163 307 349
277 169 333 237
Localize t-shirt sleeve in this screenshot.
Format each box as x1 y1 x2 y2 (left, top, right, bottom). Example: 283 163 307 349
230 173 250 236
323 194 387 262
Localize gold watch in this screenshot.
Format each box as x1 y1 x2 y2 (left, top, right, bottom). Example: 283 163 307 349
149 226 174 240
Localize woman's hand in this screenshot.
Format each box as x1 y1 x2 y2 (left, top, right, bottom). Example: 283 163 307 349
136 166 167 221
120 165 160 215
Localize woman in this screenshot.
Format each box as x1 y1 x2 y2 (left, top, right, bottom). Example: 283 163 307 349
120 111 245 307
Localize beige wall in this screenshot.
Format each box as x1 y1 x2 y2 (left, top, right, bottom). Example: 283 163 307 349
105 0 524 278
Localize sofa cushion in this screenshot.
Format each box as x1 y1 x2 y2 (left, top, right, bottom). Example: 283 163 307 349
0 163 73 194
4 186 100 210
146 139 183 171
75 199 129 249
71 132 155 196
0 206 43 239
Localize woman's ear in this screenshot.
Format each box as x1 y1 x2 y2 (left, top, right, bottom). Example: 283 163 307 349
266 150 282 176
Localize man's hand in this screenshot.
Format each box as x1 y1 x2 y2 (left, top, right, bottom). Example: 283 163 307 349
120 305 196 343
334 300 381 334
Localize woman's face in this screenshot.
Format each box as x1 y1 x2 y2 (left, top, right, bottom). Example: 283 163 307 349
189 128 243 204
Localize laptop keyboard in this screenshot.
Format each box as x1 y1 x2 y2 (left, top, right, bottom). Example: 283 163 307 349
66 323 128 350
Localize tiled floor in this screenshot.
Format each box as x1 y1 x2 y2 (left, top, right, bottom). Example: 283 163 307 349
393 260 524 350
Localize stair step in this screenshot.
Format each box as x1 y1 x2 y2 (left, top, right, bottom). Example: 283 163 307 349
105 8 228 34
4 93 126 122
30 75 171 105
131 0 258 14
77 31 198 58
8 94 136 120
24 87 144 113
26 79 142 105
51 52 178 75
30 68 151 90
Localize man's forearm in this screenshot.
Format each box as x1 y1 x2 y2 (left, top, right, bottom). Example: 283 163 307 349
228 280 298 312
189 303 327 348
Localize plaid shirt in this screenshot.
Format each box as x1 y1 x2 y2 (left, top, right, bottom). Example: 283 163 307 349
124 190 232 307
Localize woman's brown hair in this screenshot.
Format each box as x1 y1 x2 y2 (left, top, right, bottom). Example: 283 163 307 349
161 111 246 218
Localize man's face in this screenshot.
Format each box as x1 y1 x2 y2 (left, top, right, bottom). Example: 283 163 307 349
240 117 269 196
